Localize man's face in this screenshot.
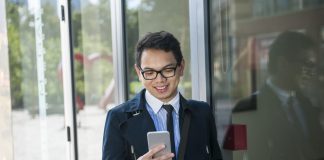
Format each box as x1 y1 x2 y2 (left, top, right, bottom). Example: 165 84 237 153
135 48 184 103
280 49 317 90
296 49 318 88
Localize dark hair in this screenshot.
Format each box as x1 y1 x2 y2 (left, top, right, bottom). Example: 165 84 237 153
268 31 315 74
135 31 183 67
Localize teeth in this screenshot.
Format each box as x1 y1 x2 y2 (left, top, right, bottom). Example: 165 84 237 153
156 86 166 90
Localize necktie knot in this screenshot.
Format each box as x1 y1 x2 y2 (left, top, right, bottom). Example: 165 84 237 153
162 104 173 113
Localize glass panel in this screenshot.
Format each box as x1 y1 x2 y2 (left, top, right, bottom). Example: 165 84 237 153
71 0 114 159
210 0 324 159
5 0 66 159
124 0 191 99
0 0 13 159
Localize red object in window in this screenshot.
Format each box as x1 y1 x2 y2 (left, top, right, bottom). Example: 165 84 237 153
223 124 247 150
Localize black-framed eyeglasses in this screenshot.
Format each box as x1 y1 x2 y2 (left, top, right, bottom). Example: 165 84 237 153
138 65 179 80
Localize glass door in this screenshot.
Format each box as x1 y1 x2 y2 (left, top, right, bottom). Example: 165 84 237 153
2 0 67 159
0 0 12 158
209 0 324 159
68 0 116 159
123 0 192 99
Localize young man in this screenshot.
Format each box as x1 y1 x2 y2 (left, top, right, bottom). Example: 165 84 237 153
102 31 222 160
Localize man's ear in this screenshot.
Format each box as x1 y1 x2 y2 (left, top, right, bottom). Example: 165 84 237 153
134 64 142 81
179 59 185 76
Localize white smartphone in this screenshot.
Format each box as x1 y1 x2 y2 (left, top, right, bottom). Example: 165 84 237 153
147 131 172 158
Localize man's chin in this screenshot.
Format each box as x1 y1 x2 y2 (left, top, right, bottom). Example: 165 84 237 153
153 93 172 102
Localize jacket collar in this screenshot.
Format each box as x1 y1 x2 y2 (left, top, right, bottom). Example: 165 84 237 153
124 89 147 113
179 94 193 112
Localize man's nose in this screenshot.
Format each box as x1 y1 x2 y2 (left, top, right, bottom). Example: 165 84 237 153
155 72 167 81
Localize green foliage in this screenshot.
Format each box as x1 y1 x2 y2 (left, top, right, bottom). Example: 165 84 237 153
7 1 64 110
7 2 23 108
71 1 114 105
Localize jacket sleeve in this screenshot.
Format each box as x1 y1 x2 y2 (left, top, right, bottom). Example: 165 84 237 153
208 109 223 160
102 109 129 160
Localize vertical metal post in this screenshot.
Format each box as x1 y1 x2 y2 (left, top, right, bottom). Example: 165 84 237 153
59 0 78 159
32 1 49 159
110 0 127 104
189 0 211 102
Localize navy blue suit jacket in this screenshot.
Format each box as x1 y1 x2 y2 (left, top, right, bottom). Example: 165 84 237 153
102 89 222 160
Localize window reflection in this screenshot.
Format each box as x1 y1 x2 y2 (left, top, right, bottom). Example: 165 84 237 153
210 0 324 159
5 0 66 159
71 0 114 159
233 31 324 159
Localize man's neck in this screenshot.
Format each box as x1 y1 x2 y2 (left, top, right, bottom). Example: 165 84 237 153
270 76 295 92
145 90 180 114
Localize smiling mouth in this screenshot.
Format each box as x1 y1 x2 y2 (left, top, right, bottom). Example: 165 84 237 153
155 85 168 93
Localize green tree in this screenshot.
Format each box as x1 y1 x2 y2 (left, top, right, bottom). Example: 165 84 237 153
6 1 23 108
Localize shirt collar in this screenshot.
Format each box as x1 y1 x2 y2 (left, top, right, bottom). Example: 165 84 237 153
267 78 295 106
145 90 180 114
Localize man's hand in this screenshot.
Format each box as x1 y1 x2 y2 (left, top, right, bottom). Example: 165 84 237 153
137 144 174 160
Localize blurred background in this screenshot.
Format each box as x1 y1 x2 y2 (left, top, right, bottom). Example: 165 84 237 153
1 0 323 159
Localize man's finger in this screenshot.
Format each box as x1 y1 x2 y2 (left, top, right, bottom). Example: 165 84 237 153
153 153 174 160
146 144 165 157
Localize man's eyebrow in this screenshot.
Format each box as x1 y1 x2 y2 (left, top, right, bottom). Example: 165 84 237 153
142 63 177 70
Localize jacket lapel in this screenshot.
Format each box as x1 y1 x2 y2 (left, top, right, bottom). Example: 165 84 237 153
178 95 193 160
119 90 156 156
118 90 193 158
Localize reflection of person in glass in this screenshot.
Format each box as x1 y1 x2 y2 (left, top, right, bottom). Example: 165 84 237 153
233 31 324 160
102 31 222 160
